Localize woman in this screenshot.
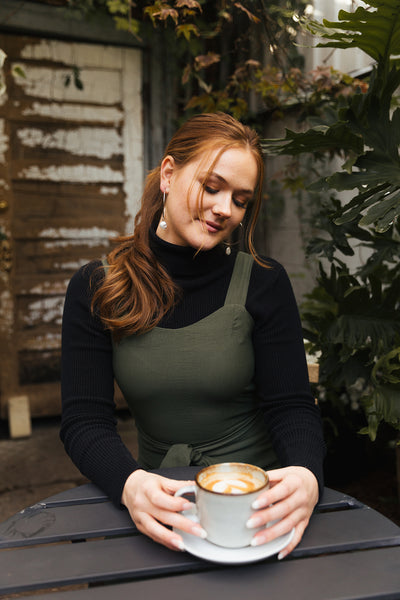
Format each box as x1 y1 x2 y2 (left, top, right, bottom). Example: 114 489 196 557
61 112 325 558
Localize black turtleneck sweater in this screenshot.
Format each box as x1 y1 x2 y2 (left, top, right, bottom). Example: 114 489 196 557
60 230 325 506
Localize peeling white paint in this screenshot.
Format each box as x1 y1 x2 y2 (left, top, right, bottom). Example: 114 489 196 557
121 48 143 233
22 102 123 125
22 280 70 295
53 260 90 270
12 63 122 105
100 186 119 195
24 297 64 326
0 49 6 99
18 164 124 183
40 226 118 239
0 42 144 395
0 119 9 163
44 239 111 249
23 332 61 351
20 40 125 70
0 179 10 191
17 126 122 159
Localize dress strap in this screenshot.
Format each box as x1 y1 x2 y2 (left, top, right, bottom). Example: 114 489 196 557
224 251 253 306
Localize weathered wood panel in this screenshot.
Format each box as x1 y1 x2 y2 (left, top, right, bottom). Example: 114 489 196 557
0 33 143 419
12 182 126 220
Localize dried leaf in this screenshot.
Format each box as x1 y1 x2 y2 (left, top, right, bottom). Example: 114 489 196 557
158 7 179 24
194 52 221 70
145 4 179 25
175 0 201 10
181 63 192 85
245 59 261 69
233 2 260 23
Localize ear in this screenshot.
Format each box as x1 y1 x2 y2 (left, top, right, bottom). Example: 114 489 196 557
160 155 175 193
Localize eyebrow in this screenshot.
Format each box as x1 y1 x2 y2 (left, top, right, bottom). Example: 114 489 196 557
203 172 254 196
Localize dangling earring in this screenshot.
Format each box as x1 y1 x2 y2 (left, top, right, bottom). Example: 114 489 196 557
160 191 167 230
225 222 243 255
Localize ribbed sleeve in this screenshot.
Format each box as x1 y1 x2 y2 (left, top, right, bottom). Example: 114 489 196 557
60 263 140 506
249 261 325 496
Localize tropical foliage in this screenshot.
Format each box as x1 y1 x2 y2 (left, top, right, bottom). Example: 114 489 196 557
263 0 400 441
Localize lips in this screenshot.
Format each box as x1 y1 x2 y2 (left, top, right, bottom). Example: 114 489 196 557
205 220 222 233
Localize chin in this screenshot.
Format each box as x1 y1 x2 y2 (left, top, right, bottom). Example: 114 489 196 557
186 224 224 251
197 235 223 251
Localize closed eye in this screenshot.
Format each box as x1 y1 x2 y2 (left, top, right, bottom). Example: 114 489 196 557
233 197 248 209
204 185 219 195
203 178 251 209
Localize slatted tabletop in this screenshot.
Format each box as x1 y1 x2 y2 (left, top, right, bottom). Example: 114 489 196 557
0 467 399 599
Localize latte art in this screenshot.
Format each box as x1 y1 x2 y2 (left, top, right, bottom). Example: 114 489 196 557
201 471 261 494
176 463 269 547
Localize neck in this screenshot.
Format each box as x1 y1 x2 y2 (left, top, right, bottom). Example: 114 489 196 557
149 225 228 278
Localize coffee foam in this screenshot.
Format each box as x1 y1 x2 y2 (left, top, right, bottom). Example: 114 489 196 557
200 471 261 494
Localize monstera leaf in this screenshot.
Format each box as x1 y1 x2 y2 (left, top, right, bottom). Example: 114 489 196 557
303 0 400 63
290 1 400 441
264 0 400 233
362 384 400 439
262 121 364 157
361 348 400 439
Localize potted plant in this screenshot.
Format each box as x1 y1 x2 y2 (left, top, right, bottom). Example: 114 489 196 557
263 0 400 497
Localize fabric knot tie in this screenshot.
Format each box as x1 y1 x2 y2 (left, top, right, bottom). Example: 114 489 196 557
160 443 213 468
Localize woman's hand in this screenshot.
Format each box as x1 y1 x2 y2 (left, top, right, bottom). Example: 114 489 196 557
121 469 207 551
246 466 319 559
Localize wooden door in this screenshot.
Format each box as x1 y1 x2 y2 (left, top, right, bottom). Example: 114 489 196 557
0 34 143 421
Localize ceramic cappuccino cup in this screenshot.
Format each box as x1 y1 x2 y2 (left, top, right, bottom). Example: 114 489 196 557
175 462 269 548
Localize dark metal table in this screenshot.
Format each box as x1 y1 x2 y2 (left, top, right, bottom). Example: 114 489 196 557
1 466 399 599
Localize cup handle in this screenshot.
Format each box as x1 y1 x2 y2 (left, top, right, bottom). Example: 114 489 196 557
174 485 197 518
174 484 196 499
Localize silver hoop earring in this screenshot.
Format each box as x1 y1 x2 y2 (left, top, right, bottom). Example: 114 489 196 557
160 191 167 230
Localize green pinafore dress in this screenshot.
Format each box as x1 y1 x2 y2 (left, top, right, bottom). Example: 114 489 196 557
112 251 279 470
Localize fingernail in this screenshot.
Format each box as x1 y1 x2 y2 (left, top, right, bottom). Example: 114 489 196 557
250 536 263 547
172 538 185 551
182 501 193 510
246 516 262 529
192 526 207 539
277 551 285 560
252 498 270 510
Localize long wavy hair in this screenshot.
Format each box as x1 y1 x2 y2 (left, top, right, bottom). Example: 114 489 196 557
92 112 265 340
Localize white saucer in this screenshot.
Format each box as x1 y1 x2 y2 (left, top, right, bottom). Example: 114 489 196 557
173 513 295 565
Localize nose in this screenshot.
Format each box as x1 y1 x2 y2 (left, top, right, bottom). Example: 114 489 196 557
212 193 231 219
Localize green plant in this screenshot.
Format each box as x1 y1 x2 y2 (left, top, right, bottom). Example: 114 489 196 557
263 0 400 442
61 0 312 122
301 213 400 441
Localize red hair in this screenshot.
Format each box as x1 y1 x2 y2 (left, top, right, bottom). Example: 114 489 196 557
92 113 265 339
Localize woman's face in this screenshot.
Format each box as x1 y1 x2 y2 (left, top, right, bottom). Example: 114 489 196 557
156 146 259 251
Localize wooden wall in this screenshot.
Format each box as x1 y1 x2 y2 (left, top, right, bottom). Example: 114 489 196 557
0 34 143 419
